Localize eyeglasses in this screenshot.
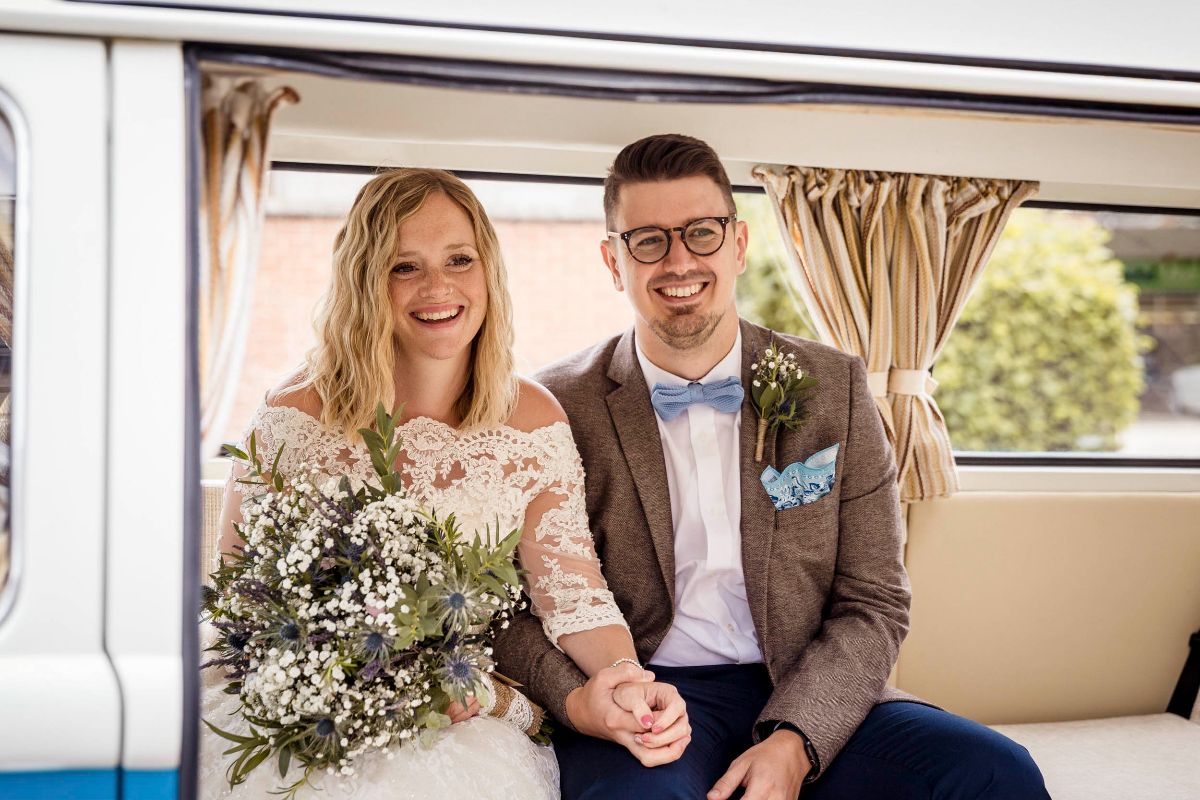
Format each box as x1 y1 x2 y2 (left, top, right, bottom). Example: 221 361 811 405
607 214 736 265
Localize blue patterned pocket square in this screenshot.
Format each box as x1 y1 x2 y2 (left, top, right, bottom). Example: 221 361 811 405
760 443 840 511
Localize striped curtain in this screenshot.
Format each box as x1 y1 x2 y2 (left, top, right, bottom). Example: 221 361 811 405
752 166 1038 502
199 76 298 457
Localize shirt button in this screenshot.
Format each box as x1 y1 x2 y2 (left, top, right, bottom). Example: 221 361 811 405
726 624 736 632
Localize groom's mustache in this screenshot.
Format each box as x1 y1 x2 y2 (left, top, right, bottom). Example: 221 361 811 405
648 270 716 290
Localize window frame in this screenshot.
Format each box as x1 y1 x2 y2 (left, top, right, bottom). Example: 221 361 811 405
268 162 1200 470
0 87 31 627
953 200 1200 468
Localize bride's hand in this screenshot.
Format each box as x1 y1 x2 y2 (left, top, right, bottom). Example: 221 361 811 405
446 695 481 724
612 680 691 765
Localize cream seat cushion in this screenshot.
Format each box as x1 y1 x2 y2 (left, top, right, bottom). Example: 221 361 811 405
898 492 1200 723
992 714 1200 800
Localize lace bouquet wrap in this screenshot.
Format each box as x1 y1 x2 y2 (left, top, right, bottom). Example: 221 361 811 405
202 406 548 798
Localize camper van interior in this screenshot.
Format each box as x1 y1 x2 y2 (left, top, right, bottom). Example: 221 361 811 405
0 2 1198 798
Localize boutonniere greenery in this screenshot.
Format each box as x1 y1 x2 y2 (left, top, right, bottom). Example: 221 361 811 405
750 341 818 462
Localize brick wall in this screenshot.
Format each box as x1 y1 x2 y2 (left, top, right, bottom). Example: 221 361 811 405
224 215 632 443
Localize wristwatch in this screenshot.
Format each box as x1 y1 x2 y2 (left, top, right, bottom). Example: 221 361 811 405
757 720 821 782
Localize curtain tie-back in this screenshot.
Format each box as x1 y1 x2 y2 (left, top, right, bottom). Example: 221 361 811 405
868 369 939 398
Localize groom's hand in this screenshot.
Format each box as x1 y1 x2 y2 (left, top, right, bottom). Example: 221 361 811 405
707 729 811 800
565 664 690 767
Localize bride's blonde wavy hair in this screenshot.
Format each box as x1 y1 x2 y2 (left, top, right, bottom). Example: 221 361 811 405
300 168 517 437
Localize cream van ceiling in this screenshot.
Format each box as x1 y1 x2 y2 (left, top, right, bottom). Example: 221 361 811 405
211 64 1200 209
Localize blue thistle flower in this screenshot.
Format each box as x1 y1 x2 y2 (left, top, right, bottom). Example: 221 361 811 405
435 574 484 634
351 622 396 664
438 649 486 703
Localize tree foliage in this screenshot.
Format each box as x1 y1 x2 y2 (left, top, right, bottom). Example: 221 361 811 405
735 194 816 341
936 210 1147 451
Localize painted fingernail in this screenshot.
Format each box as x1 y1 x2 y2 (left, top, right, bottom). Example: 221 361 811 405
641 715 654 727
634 735 644 745
651 725 663 733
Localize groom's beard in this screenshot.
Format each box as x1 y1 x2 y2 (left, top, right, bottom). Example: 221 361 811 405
650 305 723 351
647 269 723 351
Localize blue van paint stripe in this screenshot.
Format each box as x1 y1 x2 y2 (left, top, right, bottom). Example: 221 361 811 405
121 769 179 799
0 768 117 799
0 767 178 799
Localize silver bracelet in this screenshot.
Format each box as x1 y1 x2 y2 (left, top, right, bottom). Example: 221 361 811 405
609 657 642 670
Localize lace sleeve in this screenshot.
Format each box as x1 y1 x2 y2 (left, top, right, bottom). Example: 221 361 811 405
518 423 629 648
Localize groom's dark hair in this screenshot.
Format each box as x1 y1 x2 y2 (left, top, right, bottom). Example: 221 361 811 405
603 133 735 228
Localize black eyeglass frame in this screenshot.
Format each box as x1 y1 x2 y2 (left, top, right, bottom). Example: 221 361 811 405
607 214 737 264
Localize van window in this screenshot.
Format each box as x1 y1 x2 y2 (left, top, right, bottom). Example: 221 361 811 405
226 170 1199 463
939 208 1200 459
738 195 1200 460
0 111 15 595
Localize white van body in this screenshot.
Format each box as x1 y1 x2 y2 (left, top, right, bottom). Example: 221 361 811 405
0 2 1197 797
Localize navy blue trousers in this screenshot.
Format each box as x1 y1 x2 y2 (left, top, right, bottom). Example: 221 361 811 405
554 664 1048 800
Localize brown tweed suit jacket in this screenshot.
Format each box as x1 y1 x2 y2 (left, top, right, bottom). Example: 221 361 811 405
493 319 912 776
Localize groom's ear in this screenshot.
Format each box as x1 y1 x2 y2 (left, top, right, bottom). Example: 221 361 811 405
599 239 624 291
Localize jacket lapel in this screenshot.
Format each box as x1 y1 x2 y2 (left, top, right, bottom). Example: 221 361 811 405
605 330 676 603
738 319 779 642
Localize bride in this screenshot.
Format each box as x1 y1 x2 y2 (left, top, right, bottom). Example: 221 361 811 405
200 168 688 798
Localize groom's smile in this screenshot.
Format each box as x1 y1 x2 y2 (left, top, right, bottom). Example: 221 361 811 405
650 272 714 312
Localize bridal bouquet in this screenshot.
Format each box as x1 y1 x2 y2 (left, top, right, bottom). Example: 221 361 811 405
202 405 544 797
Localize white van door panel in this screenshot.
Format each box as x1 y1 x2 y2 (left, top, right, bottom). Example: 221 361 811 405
107 38 187 774
0 33 118 769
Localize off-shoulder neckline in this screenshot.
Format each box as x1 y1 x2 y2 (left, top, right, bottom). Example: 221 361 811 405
255 403 572 442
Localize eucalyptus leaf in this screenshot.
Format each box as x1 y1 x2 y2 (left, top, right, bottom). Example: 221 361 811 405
223 444 249 461
269 443 285 479
204 719 258 745
759 383 781 410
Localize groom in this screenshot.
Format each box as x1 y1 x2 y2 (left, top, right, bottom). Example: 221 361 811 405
496 134 1047 798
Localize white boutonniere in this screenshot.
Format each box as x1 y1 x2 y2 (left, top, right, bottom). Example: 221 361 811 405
750 341 818 462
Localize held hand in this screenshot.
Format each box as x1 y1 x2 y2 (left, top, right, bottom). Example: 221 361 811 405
446 694 481 724
708 729 811 800
613 680 689 750
565 664 689 766
564 663 654 740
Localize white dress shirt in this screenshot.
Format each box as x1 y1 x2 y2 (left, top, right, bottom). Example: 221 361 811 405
636 332 763 667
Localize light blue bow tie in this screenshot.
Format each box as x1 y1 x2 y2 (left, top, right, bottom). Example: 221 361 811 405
650 376 744 422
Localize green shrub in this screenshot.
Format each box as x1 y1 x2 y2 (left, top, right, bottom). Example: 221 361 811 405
936 209 1147 451
736 203 1148 452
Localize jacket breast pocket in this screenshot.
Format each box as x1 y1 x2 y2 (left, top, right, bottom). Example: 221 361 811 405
773 492 839 567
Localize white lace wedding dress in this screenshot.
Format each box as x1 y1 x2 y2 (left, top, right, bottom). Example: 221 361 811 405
200 404 628 800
